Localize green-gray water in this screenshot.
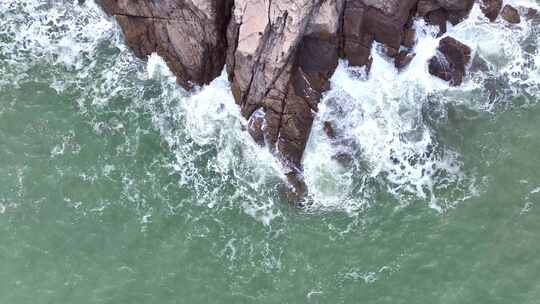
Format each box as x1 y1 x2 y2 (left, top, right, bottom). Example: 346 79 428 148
1 1 540 303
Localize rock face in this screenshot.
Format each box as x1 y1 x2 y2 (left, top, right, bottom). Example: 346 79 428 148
428 37 472 85
343 0 417 66
97 0 233 88
98 0 477 199
417 0 473 34
226 0 341 176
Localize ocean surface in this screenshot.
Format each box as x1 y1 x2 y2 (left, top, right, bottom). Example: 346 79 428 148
1 0 540 303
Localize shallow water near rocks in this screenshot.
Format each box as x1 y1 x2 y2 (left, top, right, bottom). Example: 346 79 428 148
1 0 540 303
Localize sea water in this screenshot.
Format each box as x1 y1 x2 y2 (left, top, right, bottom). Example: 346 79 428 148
1 0 540 303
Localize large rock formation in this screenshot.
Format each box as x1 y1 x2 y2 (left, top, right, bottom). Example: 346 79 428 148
96 0 233 88
98 0 476 199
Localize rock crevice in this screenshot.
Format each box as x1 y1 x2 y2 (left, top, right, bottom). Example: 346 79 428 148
98 0 516 199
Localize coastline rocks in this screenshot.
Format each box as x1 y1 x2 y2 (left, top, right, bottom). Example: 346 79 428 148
395 51 416 70
428 37 472 85
343 0 418 67
96 0 233 88
501 5 521 24
324 121 337 139
98 0 479 200
226 0 343 196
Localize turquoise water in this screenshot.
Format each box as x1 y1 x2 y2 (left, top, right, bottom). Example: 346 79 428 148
1 1 540 303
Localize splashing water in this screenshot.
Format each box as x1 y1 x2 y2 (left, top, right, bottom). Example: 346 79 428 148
2 1 540 303
0 0 539 222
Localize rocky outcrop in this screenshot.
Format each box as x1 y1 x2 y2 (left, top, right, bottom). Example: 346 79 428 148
99 0 480 199
226 0 341 175
97 0 233 88
428 37 472 85
342 0 417 66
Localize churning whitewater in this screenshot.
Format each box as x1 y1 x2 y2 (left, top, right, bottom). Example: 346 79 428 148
1 0 539 223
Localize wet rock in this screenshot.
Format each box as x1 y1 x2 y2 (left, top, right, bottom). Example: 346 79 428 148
385 46 400 58
501 5 521 24
226 0 342 195
428 37 472 85
469 52 491 73
282 172 309 205
523 7 538 20
395 51 416 70
247 112 265 147
402 27 417 49
417 0 474 34
479 0 502 22
519 7 540 26
343 0 418 65
323 121 336 139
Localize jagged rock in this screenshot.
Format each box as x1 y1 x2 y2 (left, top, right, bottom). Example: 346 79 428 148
385 46 400 58
417 0 474 34
479 0 502 22
402 26 416 49
425 8 448 35
324 121 336 139
343 0 418 67
501 5 521 24
226 0 342 185
97 0 233 88
98 0 480 200
428 37 471 85
247 111 265 147
395 51 416 70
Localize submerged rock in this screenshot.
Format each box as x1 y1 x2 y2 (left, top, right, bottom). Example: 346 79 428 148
395 51 416 70
343 0 418 66
428 37 471 85
324 121 337 139
501 5 521 24
479 0 503 22
247 112 265 147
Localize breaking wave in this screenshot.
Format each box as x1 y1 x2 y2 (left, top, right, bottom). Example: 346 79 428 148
1 0 539 223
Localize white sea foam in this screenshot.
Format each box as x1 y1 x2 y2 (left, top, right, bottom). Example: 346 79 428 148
1 0 539 222
304 2 540 212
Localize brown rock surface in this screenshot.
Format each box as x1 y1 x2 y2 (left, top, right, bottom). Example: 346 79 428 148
428 37 472 85
501 5 521 24
395 51 416 70
97 0 233 88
